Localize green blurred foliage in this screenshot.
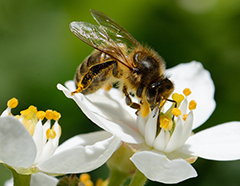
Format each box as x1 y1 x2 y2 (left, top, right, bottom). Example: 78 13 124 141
1 0 240 185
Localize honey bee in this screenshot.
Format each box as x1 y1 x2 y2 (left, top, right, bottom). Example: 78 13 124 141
70 9 174 117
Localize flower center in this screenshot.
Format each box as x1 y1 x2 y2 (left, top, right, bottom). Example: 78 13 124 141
159 115 173 131
4 98 62 137
156 88 197 145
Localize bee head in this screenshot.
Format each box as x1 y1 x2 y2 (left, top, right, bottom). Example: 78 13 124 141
146 78 174 108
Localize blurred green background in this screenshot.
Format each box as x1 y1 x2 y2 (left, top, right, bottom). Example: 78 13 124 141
1 0 240 185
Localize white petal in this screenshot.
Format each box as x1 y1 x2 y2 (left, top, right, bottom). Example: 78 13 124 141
34 122 60 165
153 129 166 151
144 111 157 147
130 151 197 184
37 134 121 174
0 116 36 167
164 118 183 153
34 139 56 165
1 107 11 117
179 111 194 147
179 99 188 115
137 115 147 136
184 122 240 160
42 120 50 145
55 131 112 154
30 173 58 186
167 61 216 129
57 83 144 144
32 120 44 161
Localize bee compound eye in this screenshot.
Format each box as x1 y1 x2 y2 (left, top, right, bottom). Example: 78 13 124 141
146 85 158 104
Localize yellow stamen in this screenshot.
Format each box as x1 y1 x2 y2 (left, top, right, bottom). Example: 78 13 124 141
189 100 197 110
46 128 57 139
83 180 93 186
45 110 53 120
172 108 181 117
7 98 18 108
21 106 38 118
96 179 103 186
96 179 109 186
183 88 191 97
53 123 62 138
36 111 45 120
21 106 38 135
160 115 173 131
183 114 188 121
80 173 91 182
172 93 184 104
52 111 61 121
103 83 112 91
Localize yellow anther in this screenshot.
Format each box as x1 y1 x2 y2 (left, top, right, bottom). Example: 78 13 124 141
28 106 38 113
172 93 184 103
83 180 93 186
7 98 18 109
21 106 38 127
189 100 197 110
183 88 191 97
52 111 61 121
36 111 45 120
46 128 56 139
96 179 109 186
53 123 62 138
45 110 53 120
160 115 173 131
96 179 103 186
183 114 188 121
80 173 91 182
172 108 181 117
21 106 37 117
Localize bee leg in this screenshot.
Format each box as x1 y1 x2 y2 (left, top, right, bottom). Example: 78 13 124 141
71 60 116 95
122 85 141 114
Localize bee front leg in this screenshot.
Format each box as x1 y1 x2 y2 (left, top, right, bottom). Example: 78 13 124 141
71 60 116 95
122 85 141 115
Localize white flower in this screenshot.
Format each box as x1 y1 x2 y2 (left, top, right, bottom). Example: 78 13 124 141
0 98 121 176
58 61 240 183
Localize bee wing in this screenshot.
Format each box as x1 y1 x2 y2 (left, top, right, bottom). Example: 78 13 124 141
90 9 141 49
70 21 134 69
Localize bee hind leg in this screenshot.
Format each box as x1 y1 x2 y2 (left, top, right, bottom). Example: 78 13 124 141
123 85 141 115
72 60 116 95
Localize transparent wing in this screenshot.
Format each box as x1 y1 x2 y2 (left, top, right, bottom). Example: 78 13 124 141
70 21 133 69
90 9 141 49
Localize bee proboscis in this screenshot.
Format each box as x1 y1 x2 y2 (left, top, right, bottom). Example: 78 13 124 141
70 9 174 117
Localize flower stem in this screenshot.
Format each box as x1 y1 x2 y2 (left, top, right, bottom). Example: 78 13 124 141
5 165 31 186
108 170 129 186
129 169 147 186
